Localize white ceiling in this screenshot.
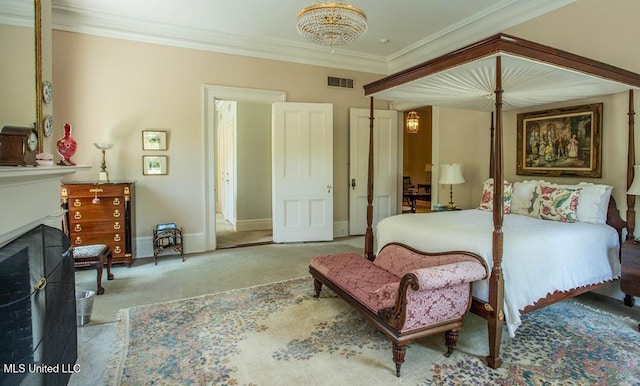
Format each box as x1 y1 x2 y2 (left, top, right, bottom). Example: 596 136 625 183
49 0 577 74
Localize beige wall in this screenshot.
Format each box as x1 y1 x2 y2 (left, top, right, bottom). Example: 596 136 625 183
237 101 272 222
51 31 387 252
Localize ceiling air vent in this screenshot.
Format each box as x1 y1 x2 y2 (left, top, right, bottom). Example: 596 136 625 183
327 76 354 89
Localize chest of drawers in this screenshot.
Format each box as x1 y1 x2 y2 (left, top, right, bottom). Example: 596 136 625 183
61 182 136 265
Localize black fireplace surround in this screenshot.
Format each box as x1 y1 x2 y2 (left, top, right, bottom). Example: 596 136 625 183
0 225 77 386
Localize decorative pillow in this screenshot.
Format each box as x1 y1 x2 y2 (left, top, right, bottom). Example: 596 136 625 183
511 180 539 217
537 185 581 222
532 181 612 223
479 178 513 214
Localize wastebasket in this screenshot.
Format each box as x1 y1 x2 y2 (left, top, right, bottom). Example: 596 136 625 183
76 290 95 326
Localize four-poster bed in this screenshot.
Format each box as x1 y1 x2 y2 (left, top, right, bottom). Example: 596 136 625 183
362 33 640 369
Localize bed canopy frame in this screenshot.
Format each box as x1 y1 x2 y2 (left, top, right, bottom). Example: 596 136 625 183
362 33 640 368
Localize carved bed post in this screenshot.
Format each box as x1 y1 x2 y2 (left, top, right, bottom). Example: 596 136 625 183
489 112 495 179
627 89 636 240
365 97 375 260
487 56 505 369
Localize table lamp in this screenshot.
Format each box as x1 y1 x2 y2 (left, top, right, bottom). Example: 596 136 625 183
439 163 465 210
93 143 113 182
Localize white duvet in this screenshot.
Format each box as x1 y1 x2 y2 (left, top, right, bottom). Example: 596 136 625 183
374 209 621 336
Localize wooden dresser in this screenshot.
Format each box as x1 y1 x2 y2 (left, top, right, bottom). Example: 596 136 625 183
61 181 136 266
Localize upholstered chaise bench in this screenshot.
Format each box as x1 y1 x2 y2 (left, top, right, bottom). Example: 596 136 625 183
309 243 487 377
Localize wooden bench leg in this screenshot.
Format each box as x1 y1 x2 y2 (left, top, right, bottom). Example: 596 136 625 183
313 278 323 298
444 329 459 357
392 342 406 377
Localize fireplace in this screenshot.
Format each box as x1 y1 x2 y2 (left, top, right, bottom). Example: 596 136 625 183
0 224 77 386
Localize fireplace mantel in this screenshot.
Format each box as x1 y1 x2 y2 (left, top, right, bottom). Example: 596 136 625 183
0 165 91 246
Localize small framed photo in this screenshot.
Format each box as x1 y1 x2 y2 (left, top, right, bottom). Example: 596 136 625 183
142 130 168 150
143 155 168 175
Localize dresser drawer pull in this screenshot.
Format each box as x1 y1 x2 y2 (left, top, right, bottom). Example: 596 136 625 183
114 234 121 242
74 224 82 232
113 198 121 205
113 222 121 230
74 237 83 245
113 209 121 218
114 246 122 254
73 199 82 207
74 212 82 220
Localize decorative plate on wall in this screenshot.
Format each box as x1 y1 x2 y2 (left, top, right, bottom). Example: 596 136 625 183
43 115 53 137
42 81 53 104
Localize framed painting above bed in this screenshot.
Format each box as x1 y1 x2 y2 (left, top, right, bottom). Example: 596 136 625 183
516 103 603 178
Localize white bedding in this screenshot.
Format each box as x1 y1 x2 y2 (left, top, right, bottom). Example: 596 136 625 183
374 209 621 336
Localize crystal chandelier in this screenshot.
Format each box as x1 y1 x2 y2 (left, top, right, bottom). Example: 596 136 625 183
297 1 367 47
406 111 419 134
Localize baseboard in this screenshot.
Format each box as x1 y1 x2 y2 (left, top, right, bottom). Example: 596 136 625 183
236 218 272 232
333 221 348 238
135 232 206 259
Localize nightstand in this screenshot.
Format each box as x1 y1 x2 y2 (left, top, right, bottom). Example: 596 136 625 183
621 240 640 308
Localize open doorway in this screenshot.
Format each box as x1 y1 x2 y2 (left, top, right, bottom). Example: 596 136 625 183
203 86 286 251
402 106 433 213
214 99 274 249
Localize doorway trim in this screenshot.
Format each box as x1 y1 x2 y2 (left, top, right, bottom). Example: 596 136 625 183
202 85 286 251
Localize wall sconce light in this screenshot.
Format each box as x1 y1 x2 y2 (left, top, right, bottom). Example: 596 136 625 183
406 111 419 134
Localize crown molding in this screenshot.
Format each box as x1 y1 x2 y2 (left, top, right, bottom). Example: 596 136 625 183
51 4 389 74
0 2 34 27
50 0 576 76
387 0 577 73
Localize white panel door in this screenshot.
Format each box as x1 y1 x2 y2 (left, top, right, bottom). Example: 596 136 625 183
349 108 398 235
272 102 333 242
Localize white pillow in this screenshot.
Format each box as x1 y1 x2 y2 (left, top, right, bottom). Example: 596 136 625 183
531 181 612 224
578 182 612 224
511 180 539 217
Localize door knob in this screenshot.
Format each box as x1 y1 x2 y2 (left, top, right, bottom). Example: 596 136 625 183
327 185 332 193
351 178 356 190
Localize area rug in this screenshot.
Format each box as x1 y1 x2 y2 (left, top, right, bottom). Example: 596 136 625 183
107 277 640 385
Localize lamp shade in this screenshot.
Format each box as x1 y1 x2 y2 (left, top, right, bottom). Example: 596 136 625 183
424 163 432 172
628 165 640 195
439 163 465 185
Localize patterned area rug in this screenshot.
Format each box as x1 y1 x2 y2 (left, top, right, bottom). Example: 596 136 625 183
107 277 640 385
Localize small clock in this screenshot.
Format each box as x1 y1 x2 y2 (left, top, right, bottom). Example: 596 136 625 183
43 115 54 137
0 126 37 166
42 80 53 104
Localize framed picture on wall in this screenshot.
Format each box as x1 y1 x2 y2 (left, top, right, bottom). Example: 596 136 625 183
516 103 602 178
142 130 168 150
143 155 168 175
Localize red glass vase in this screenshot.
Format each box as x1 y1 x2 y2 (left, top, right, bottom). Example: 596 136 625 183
56 123 77 165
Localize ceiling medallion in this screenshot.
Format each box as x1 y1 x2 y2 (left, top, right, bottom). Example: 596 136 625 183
297 1 367 47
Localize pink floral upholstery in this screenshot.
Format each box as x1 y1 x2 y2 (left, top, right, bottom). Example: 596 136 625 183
309 246 487 331
402 261 487 331
310 254 400 312
373 244 483 278
309 244 489 376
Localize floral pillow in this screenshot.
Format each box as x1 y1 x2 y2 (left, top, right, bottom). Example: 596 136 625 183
479 178 513 214
537 185 581 222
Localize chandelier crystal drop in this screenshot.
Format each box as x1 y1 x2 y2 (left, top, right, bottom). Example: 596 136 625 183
297 1 367 47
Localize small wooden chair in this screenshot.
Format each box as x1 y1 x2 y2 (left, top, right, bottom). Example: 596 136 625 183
73 244 114 295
